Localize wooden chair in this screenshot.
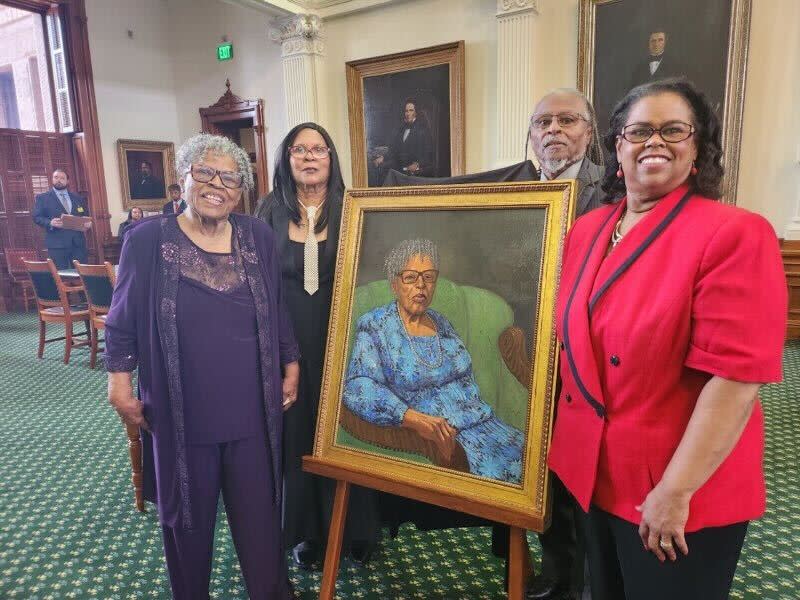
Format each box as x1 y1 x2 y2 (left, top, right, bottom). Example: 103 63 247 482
23 259 90 364
4 248 39 311
73 261 115 369
73 261 145 512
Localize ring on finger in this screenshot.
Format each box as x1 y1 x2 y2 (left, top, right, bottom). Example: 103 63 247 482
659 538 673 549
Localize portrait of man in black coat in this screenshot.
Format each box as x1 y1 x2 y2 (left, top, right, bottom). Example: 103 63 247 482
629 29 684 89
130 159 166 200
370 99 435 184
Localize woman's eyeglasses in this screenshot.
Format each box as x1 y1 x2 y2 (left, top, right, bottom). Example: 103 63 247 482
288 145 331 159
188 164 244 189
397 270 439 285
620 121 695 144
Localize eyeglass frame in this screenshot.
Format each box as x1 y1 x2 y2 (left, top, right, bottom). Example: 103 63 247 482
529 112 590 131
618 121 696 144
288 144 332 159
396 269 439 285
185 164 244 189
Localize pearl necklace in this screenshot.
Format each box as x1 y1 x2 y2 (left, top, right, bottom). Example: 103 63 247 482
395 302 444 369
611 216 624 247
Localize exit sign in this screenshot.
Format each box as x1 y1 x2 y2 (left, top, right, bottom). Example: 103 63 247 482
217 43 233 61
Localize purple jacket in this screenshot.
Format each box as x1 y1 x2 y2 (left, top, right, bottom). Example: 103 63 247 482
104 214 299 530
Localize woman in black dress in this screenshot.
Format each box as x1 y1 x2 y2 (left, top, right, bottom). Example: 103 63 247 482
256 122 381 569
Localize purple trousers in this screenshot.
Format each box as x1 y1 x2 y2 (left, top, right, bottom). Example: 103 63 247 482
160 431 289 600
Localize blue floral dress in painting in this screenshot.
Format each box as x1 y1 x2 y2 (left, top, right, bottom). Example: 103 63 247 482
343 302 524 484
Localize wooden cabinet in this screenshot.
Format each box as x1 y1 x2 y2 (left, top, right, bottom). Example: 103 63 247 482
782 239 800 339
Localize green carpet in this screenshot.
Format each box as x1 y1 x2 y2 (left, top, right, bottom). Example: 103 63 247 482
0 311 797 599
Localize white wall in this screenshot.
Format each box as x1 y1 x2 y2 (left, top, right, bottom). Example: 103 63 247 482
320 0 498 182
166 0 287 172
86 0 181 231
86 0 286 232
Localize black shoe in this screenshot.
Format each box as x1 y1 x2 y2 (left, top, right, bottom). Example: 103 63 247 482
291 541 318 571
349 540 375 566
526 574 566 599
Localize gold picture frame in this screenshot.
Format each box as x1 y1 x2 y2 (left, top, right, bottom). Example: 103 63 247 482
306 181 576 532
578 0 751 203
116 139 176 211
346 41 466 188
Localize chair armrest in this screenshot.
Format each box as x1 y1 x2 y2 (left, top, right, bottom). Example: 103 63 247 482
498 325 531 390
339 405 470 472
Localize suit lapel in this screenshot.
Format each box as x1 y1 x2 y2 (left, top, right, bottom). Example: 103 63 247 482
588 185 692 316
323 199 342 266
562 203 622 416
270 202 294 275
575 158 598 216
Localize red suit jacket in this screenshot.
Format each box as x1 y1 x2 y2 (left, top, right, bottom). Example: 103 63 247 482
549 184 786 532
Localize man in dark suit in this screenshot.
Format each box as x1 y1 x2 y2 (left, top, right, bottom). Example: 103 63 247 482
527 88 605 600
387 99 435 177
162 183 186 214
32 169 91 270
130 160 166 199
630 29 683 88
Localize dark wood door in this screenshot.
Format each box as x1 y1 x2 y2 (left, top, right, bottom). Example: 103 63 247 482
0 128 77 310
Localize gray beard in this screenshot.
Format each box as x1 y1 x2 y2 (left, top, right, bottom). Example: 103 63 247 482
541 157 569 175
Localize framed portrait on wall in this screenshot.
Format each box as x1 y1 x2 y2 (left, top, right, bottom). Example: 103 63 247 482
116 139 176 210
346 41 465 188
578 0 751 203
306 181 576 531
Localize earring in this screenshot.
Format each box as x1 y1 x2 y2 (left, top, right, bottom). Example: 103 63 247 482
616 167 623 179
690 162 698 176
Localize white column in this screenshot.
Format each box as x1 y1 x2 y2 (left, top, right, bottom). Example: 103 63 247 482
495 0 538 167
783 146 800 240
269 14 325 127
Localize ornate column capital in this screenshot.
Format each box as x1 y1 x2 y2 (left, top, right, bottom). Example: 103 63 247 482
496 0 538 17
269 14 325 58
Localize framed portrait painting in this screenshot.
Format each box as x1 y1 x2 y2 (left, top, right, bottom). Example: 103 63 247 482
578 0 751 202
306 181 576 531
116 139 176 210
346 41 465 188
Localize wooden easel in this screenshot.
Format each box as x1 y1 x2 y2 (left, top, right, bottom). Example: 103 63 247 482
304 458 536 600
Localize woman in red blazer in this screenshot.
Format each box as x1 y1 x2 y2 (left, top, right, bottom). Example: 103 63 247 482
549 79 786 600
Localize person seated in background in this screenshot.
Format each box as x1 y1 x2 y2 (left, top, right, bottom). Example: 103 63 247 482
343 238 524 484
163 183 186 214
117 206 143 242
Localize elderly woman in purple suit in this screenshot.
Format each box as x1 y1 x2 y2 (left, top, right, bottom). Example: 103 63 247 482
104 133 300 600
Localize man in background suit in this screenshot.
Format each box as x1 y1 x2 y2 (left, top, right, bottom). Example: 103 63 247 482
526 88 605 600
162 183 186 214
32 169 91 270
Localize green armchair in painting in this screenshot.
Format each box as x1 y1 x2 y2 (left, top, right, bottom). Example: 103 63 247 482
338 276 532 478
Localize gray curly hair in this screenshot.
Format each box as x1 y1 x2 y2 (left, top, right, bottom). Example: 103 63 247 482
384 239 440 284
175 133 254 193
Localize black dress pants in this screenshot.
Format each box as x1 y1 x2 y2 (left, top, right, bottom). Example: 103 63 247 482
583 505 747 600
537 472 586 595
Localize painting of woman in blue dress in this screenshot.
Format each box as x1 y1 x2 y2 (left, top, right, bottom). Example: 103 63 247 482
342 239 525 484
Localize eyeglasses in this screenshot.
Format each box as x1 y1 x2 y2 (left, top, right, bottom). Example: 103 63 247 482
397 269 439 285
288 145 331 159
620 121 695 144
188 164 244 189
530 112 589 131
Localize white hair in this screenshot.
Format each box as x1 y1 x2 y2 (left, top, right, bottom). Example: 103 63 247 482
384 239 440 284
175 133 254 193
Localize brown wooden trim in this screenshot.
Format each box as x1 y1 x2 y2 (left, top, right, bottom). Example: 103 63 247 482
0 0 53 13
59 0 110 256
781 239 800 340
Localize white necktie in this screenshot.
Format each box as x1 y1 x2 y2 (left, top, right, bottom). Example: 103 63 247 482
303 204 319 295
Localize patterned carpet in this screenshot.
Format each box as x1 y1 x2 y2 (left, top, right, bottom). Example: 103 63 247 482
0 311 797 599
